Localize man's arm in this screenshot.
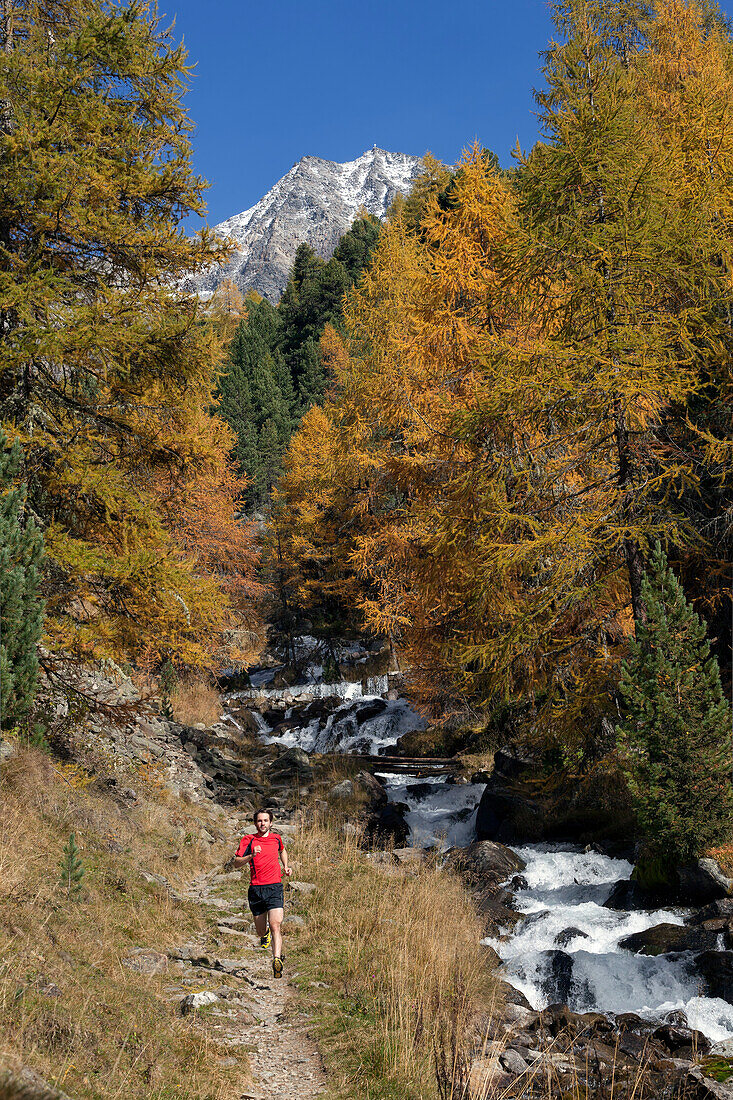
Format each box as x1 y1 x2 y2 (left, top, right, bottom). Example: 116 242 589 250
233 838 255 869
280 846 292 877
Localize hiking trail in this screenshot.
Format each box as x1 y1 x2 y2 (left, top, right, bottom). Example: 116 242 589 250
174 836 326 1100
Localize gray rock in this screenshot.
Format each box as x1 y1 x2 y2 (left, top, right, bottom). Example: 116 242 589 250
695 951 733 1001
450 840 526 886
180 990 219 1015
500 1049 529 1075
268 746 313 783
679 859 733 904
620 922 721 955
285 913 305 928
475 786 544 844
0 739 16 762
1 1066 74 1100
289 881 316 895
122 950 169 975
328 780 353 799
555 926 590 948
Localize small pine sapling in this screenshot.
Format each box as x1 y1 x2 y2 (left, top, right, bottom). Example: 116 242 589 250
618 543 733 868
160 659 178 721
59 833 85 900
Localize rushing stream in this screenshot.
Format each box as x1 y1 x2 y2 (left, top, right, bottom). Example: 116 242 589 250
484 845 733 1042
228 668 733 1043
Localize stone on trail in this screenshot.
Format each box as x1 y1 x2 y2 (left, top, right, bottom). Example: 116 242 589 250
288 880 316 895
180 990 219 1015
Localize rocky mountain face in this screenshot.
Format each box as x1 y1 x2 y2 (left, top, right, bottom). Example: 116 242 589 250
186 147 422 303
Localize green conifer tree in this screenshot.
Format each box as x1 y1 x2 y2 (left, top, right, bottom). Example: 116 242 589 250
296 337 326 411
58 833 85 900
0 430 44 731
618 543 733 866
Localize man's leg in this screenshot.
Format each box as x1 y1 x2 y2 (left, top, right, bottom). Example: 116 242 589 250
252 911 268 938
268 907 284 960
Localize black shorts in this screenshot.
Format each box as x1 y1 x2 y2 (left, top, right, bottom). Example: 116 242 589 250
248 883 284 916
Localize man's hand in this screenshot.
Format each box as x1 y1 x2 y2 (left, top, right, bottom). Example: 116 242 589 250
253 844 262 854
283 867 292 877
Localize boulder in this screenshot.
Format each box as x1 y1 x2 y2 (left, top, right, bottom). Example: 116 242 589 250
493 747 534 780
619 922 721 956
355 699 388 723
499 1049 529 1075
695 951 733 1001
1 1067 74 1100
328 780 353 800
689 898 733 925
603 879 652 910
475 786 543 844
366 802 410 846
541 953 574 1006
468 1058 511 1096
404 781 435 801
353 770 388 806
678 859 733 904
652 1022 710 1057
450 840 526 887
122 950 169 975
496 980 533 1009
555 926 590 948
392 848 426 864
268 747 313 783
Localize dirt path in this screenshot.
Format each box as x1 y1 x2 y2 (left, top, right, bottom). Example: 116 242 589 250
177 862 327 1100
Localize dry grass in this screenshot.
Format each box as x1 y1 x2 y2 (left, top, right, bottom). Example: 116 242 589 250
169 677 222 728
0 744 250 1100
288 820 499 1100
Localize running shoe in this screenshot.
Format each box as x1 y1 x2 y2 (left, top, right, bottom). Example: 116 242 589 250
260 929 272 949
273 956 283 979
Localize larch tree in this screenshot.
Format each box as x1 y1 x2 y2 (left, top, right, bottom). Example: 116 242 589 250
0 0 258 669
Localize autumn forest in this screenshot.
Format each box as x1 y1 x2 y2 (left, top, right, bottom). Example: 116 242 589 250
3 0 733 869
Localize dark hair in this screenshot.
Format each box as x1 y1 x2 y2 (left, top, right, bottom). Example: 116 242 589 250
253 808 273 823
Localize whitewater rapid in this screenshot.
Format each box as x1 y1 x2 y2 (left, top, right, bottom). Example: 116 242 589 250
376 772 485 849
485 845 733 1042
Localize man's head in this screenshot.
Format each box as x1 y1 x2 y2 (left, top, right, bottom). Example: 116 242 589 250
253 808 273 835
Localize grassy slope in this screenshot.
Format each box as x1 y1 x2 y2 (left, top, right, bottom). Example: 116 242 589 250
288 822 500 1100
0 744 250 1100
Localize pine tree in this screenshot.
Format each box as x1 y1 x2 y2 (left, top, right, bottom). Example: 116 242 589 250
618 543 733 865
58 833 85 901
296 338 326 410
0 430 44 730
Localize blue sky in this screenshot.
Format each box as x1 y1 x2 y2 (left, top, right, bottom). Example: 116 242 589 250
165 0 731 228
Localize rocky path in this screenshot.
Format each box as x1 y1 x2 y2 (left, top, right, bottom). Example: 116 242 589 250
173 856 327 1100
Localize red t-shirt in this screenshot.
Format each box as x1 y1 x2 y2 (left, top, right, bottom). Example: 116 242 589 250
236 832 284 886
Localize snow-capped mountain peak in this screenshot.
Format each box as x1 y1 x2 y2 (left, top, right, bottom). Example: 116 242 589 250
187 147 423 302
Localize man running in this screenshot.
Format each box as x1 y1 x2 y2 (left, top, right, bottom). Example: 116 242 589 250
234 808 291 978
